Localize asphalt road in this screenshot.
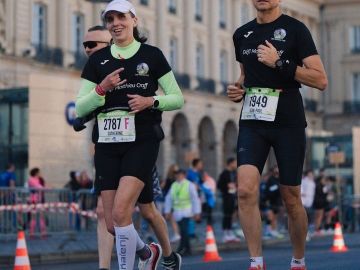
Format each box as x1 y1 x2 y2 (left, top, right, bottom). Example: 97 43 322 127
16 233 360 270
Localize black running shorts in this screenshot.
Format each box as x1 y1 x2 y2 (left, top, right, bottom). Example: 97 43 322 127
237 127 306 186
94 139 160 203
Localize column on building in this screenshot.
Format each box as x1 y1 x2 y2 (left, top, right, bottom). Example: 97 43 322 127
57 0 71 66
209 0 220 93
232 0 242 82
183 0 196 88
156 0 168 56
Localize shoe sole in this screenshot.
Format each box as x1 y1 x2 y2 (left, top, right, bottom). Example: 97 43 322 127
175 253 182 270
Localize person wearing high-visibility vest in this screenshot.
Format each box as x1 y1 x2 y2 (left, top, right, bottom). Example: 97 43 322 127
165 169 201 256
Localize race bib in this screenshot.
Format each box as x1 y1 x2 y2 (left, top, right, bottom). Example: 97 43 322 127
97 110 135 143
241 87 280 122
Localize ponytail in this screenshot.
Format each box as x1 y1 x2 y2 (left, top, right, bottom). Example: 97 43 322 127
133 27 147 43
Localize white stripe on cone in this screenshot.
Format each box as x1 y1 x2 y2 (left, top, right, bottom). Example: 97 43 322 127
205 243 218 252
14 256 30 265
17 239 26 248
334 239 345 246
206 231 215 239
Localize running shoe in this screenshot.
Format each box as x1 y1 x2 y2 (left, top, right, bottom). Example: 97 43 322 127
248 263 266 270
290 267 307 270
248 265 266 270
162 252 182 270
138 243 162 270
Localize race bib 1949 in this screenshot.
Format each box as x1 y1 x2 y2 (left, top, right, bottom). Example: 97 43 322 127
241 87 280 122
97 110 135 143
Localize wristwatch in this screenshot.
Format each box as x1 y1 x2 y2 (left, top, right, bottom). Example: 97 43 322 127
152 97 159 109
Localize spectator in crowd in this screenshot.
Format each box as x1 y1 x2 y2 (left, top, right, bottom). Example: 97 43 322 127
263 166 284 239
0 163 16 187
187 158 203 186
162 164 181 243
301 169 316 240
165 169 201 256
65 171 82 192
79 170 93 189
312 174 329 236
186 158 203 239
200 171 216 225
27 167 47 238
218 157 239 243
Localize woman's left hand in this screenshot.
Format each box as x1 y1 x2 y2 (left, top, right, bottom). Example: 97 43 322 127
257 40 279 68
128 94 153 113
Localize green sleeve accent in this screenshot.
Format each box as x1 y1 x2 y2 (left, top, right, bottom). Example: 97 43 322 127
75 79 105 117
156 71 184 111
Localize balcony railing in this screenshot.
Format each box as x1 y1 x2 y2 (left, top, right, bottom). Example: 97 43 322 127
195 77 215 94
168 6 177 14
71 51 88 70
32 44 63 66
343 101 360 113
174 73 190 89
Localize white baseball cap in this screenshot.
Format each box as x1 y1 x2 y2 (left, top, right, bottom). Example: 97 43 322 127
102 0 137 19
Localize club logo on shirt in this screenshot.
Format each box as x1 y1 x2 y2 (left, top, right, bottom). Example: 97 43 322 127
101 59 109 65
272 28 287 42
136 63 149 76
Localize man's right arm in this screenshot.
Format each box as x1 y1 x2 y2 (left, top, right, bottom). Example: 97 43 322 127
227 63 245 103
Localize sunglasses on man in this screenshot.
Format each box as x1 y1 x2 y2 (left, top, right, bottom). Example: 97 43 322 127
83 41 109 49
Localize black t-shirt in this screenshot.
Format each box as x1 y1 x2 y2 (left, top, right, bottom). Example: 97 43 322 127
217 169 236 197
233 15 318 128
81 44 171 141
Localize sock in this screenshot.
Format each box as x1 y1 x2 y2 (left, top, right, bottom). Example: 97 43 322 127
114 224 137 270
291 257 305 267
136 245 152 260
136 233 146 251
250 257 264 268
163 252 176 263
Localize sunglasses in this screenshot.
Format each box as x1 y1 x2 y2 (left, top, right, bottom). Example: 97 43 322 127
83 41 109 49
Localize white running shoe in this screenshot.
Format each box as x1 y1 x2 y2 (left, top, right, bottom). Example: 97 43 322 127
170 234 181 243
138 242 162 270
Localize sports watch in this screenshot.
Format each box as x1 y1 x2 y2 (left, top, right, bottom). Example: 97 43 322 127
152 97 159 109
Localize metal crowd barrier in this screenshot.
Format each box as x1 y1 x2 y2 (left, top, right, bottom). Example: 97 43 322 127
0 188 97 237
343 194 360 232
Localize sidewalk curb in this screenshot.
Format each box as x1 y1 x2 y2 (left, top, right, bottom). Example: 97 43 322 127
0 238 288 267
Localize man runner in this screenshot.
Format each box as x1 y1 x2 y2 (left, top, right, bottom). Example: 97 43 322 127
228 1 327 269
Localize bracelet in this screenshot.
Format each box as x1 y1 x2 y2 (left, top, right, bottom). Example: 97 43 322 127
95 84 106 96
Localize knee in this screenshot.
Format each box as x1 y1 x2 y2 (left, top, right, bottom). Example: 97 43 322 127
283 196 302 217
96 205 105 220
139 205 160 224
112 206 131 226
237 184 257 205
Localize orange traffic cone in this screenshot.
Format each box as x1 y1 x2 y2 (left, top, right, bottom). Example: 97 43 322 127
14 231 31 270
203 225 222 262
330 222 348 252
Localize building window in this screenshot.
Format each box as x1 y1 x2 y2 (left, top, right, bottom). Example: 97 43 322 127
140 0 149 6
220 50 228 83
195 0 203 22
219 0 226 29
72 13 85 54
350 26 360 53
241 3 249 25
32 3 47 47
196 43 205 78
169 37 178 71
168 0 177 14
353 73 360 101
